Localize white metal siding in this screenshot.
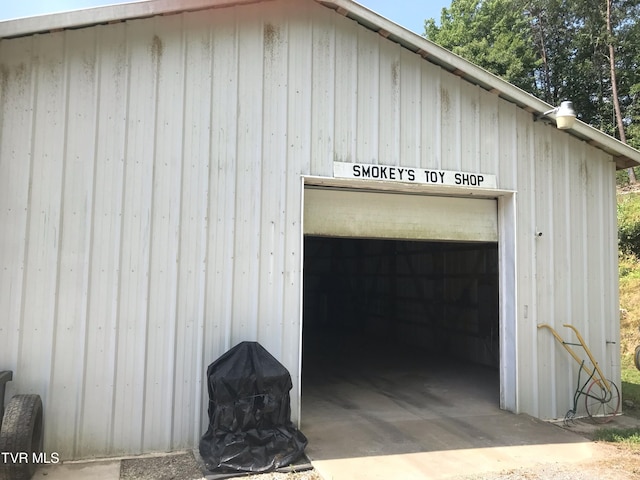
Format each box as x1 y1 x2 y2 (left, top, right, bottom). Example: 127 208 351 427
0 0 619 459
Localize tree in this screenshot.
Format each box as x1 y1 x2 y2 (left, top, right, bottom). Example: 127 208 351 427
424 0 640 183
424 0 539 93
606 1 636 181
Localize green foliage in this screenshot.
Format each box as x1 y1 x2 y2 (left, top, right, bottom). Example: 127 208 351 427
619 252 640 278
592 427 640 445
423 0 640 160
622 353 640 389
425 0 539 92
618 194 640 258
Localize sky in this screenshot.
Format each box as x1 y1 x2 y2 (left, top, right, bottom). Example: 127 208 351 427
0 0 450 33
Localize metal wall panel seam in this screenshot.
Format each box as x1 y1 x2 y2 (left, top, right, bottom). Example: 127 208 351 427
518 124 555 418
296 177 306 425
78 24 126 458
420 60 441 169
138 18 161 453
107 22 131 457
142 16 184 452
49 32 71 450
553 138 573 410
176 10 212 449
593 155 608 373
478 88 498 175
203 7 239 428
24 32 67 419
284 4 313 419
74 27 99 457
377 37 400 166
460 80 480 174
49 28 98 458
112 18 158 454
605 158 620 379
230 8 263 343
356 26 379 163
332 11 357 167
142 16 186 453
439 70 461 171
76 27 102 458
399 48 421 168
309 5 334 175
170 17 189 450
497 102 517 188
497 193 517 411
585 152 605 374
198 17 215 440
257 9 287 354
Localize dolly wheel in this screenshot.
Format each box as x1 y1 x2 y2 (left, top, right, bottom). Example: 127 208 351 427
0 394 44 480
584 379 620 423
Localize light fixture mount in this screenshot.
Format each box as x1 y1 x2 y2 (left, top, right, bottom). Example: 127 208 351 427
535 100 577 130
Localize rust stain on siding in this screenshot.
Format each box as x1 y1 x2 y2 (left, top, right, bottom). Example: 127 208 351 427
0 63 30 102
391 59 399 88
263 23 281 63
0 65 8 102
264 23 280 47
579 158 590 186
440 86 450 113
151 35 164 64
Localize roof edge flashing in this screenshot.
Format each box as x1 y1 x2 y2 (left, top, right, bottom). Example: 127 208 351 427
0 0 269 39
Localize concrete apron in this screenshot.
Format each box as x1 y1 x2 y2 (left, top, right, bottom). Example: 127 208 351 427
300 356 605 480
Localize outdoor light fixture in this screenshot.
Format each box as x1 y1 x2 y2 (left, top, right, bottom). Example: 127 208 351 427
536 101 577 130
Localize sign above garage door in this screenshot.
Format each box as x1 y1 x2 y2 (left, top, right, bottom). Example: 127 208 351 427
304 188 498 242
334 162 497 189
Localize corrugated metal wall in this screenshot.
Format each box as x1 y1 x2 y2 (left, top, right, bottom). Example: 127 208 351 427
0 0 619 459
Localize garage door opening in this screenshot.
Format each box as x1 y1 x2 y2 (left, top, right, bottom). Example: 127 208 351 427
301 235 501 457
303 236 499 364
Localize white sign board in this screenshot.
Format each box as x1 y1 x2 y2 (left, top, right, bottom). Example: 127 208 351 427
333 162 497 189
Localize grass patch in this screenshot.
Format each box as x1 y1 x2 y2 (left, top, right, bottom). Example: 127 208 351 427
622 354 640 384
618 192 640 420
593 427 640 448
622 354 640 419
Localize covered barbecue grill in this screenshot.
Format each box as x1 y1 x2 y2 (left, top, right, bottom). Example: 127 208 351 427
199 342 307 474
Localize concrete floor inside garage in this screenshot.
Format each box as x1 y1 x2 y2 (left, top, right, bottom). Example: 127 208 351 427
301 338 502 459
300 338 606 480
299 237 602 479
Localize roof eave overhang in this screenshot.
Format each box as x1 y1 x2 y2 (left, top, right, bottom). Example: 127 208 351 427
1 0 639 169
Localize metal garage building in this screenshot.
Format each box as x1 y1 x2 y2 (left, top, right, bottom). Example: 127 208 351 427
1 0 640 460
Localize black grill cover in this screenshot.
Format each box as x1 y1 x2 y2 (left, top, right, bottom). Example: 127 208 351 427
199 341 308 473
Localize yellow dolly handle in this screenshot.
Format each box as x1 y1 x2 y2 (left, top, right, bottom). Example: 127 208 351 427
537 323 611 391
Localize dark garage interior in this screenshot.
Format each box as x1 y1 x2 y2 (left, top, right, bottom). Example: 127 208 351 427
301 236 502 458
302 236 500 368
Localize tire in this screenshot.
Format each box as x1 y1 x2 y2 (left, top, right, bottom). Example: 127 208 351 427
635 345 640 371
584 379 620 423
0 394 44 480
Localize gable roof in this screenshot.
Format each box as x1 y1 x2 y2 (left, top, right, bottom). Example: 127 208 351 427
2 0 639 169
